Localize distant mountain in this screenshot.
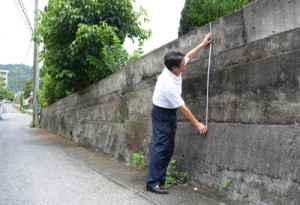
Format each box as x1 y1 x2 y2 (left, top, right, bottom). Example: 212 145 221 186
0 64 33 92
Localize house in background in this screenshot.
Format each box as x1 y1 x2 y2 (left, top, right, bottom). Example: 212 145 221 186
0 70 9 87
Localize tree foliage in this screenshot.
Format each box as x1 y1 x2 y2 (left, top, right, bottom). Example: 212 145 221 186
178 0 254 36
34 0 151 104
23 80 33 99
0 76 14 101
0 87 14 102
39 74 57 108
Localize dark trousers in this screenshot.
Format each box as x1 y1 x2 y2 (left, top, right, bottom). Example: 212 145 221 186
147 105 177 187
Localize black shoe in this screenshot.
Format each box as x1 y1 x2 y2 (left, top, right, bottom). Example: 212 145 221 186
146 185 169 194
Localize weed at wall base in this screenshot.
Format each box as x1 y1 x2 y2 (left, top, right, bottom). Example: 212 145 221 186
163 159 189 189
132 153 146 170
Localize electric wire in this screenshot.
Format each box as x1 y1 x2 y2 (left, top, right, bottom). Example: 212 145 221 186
10 0 34 92
23 41 33 65
11 0 32 34
19 41 32 93
10 0 33 34
17 0 33 33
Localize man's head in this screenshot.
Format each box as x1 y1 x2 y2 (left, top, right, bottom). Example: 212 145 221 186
164 50 187 76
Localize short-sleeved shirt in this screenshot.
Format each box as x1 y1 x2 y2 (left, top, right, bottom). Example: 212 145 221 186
152 67 185 109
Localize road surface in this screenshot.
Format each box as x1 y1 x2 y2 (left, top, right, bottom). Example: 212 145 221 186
0 103 153 205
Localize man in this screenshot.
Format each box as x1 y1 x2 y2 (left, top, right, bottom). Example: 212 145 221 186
146 33 212 194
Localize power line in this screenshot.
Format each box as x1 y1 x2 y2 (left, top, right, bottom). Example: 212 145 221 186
23 41 33 64
17 0 33 33
10 0 33 34
11 0 33 33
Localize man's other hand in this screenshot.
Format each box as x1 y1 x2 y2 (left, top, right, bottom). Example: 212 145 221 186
196 123 208 135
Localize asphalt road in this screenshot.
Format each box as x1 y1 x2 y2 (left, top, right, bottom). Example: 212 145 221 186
2 103 20 114
0 103 153 205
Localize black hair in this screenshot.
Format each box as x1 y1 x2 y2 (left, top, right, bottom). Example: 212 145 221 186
164 50 185 71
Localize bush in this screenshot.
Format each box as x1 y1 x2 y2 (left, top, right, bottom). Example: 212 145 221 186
132 153 146 170
39 74 59 107
164 159 189 188
178 0 254 36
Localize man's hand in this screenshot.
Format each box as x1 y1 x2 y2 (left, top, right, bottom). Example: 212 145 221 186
179 105 208 135
196 122 208 135
201 32 212 47
185 32 212 61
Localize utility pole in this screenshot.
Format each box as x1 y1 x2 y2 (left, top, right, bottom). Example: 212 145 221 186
32 0 39 127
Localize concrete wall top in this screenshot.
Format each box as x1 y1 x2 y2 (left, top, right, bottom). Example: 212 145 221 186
138 0 300 68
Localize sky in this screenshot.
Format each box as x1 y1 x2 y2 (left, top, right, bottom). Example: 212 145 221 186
0 0 185 67
0 0 48 66
124 0 185 54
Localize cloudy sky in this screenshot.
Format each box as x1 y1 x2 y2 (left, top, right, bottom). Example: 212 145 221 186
0 0 185 67
124 0 185 54
0 0 47 66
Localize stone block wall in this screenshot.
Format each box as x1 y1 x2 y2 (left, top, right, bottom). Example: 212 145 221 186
42 0 300 204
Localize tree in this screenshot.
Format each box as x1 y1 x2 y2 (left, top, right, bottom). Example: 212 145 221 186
178 0 254 36
38 74 57 108
23 80 33 99
34 0 151 104
0 86 14 101
0 76 14 101
0 76 3 87
0 87 7 101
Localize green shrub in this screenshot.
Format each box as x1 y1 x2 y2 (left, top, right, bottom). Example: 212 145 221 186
220 179 232 191
179 0 254 36
132 153 146 170
164 159 189 188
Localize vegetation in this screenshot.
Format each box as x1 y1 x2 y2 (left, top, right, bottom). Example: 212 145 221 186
220 179 232 191
38 74 56 108
163 159 189 188
34 0 151 106
0 64 33 92
132 153 146 170
0 86 14 102
0 76 13 101
0 76 4 87
178 0 254 36
23 80 33 99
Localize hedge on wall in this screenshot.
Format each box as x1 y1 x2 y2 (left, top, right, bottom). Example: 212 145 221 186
178 0 254 37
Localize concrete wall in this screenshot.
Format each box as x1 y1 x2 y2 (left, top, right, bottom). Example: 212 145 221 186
42 0 300 204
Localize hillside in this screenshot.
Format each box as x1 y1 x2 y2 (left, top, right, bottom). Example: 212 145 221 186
0 64 33 92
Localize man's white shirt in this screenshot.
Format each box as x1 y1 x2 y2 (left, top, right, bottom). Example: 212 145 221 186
152 67 185 109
